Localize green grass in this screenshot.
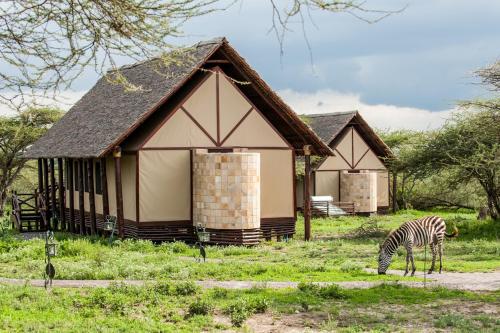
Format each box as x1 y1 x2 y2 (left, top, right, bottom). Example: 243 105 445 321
0 283 498 332
0 210 497 283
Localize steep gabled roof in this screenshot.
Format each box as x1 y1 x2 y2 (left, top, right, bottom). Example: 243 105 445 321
306 111 393 158
25 38 332 158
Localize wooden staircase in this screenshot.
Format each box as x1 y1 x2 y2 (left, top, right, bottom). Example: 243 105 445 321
11 191 47 232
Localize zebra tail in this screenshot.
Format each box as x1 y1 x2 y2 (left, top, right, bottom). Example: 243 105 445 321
445 226 459 238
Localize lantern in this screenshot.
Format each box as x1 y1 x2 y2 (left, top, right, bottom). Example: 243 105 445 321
46 242 57 257
196 223 210 243
104 215 116 231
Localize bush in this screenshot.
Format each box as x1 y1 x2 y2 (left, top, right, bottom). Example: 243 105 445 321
298 282 347 299
340 261 363 273
187 298 213 316
224 299 252 327
174 281 199 296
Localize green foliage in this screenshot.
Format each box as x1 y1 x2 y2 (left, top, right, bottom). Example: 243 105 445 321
298 282 347 299
224 299 253 327
187 298 214 316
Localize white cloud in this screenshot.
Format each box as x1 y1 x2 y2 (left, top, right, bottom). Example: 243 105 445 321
278 89 455 131
0 90 86 116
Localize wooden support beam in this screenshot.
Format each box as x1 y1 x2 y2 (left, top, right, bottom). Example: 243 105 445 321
113 147 124 238
42 158 49 229
303 145 312 241
68 158 75 233
78 159 85 235
37 158 43 195
87 159 97 235
49 158 57 229
58 158 66 231
100 158 109 217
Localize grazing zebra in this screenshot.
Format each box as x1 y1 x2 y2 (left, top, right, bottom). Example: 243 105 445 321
378 216 458 276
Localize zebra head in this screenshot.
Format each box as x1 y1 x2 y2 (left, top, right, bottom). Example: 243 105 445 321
378 244 392 275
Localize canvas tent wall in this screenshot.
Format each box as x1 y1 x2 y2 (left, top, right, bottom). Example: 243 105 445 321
24 38 332 243
297 111 392 214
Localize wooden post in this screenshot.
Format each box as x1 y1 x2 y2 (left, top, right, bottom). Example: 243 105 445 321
78 159 85 235
42 158 50 228
49 158 57 229
100 158 109 217
87 159 97 235
392 172 398 212
68 158 75 233
303 145 312 241
113 147 124 238
58 158 66 231
37 158 43 195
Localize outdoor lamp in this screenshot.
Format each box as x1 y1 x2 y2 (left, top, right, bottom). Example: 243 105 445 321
46 240 57 257
196 223 210 243
103 220 114 231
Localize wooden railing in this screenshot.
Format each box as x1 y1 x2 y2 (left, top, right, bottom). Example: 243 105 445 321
311 200 355 217
11 191 44 232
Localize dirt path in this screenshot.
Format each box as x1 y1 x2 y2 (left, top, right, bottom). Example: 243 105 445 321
1 270 499 291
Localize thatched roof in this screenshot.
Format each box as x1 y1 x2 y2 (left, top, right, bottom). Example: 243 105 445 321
25 38 332 158
305 111 393 158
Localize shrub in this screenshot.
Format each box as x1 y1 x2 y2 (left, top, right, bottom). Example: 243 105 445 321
340 260 363 273
249 297 269 313
298 282 347 299
187 298 213 316
224 299 252 327
174 281 199 296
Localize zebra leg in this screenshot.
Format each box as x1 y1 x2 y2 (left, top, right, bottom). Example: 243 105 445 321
404 251 410 276
408 245 417 276
438 243 443 274
428 243 437 274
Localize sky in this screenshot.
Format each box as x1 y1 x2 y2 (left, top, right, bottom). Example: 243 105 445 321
2 0 499 130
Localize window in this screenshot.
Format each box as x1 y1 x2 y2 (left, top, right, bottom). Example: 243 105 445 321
95 161 103 194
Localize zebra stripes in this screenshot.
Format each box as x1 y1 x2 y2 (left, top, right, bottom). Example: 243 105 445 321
378 216 458 276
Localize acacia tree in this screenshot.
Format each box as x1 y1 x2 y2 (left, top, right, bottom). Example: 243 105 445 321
417 108 499 220
0 0 400 111
0 108 62 215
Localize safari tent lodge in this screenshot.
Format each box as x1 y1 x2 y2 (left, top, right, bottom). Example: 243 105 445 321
20 38 332 245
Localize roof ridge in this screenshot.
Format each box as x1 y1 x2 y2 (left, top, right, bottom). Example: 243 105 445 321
304 110 358 117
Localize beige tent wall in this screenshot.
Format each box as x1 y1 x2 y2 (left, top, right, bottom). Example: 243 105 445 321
377 171 389 207
65 160 105 215
355 149 386 169
317 155 350 171
335 128 353 166
182 72 217 140
248 149 294 218
139 150 191 222
144 109 216 148
315 171 340 200
219 73 252 139
352 129 370 166
106 156 117 217
121 155 136 221
296 178 304 209
226 111 289 148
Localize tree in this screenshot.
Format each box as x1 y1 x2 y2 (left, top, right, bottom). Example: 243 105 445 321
0 108 63 215
0 0 400 111
416 108 499 219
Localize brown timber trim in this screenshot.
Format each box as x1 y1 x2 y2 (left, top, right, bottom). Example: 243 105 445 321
140 146 292 151
57 158 66 230
206 59 230 64
190 150 193 221
101 42 222 157
338 170 341 201
216 70 221 144
292 150 297 220
217 67 293 149
49 158 56 226
125 220 192 227
303 145 311 241
43 159 49 226
351 127 354 168
315 168 387 172
87 159 97 235
138 70 216 150
37 159 43 195
114 147 124 238
100 157 109 217
181 106 218 146
78 159 85 235
68 158 75 233
135 152 140 222
219 107 253 146
353 148 370 169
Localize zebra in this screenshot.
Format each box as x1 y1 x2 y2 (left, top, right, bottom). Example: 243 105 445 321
378 216 458 276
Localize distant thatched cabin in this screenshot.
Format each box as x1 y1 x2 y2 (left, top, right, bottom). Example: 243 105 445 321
23 38 331 244
297 111 393 214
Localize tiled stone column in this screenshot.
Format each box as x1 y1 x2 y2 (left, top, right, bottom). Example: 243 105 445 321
193 152 260 230
340 170 377 213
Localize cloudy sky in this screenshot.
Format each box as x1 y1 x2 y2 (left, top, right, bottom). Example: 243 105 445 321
2 0 499 130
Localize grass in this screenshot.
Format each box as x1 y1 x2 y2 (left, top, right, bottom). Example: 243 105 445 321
0 210 497 283
0 283 497 332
